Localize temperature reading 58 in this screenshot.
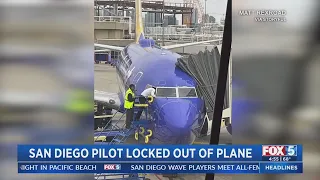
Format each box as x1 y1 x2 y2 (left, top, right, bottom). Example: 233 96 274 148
282 157 291 161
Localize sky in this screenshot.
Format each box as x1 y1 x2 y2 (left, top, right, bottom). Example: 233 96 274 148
203 0 227 22
165 0 227 24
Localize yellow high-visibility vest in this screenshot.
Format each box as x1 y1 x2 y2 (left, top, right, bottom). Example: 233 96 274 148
124 89 134 109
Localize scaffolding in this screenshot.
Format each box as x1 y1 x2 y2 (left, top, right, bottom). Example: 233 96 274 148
94 0 194 27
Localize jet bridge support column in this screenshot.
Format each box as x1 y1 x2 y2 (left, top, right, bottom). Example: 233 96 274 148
190 9 193 28
114 4 118 16
173 11 176 25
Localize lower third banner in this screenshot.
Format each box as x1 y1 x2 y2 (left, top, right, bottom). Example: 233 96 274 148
18 162 303 174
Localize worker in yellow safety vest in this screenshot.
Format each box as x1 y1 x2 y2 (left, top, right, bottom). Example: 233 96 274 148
124 84 135 129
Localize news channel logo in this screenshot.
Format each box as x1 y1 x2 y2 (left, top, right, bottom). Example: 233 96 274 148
262 145 297 156
104 164 121 170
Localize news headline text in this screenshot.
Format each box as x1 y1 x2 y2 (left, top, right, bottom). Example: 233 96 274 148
17 145 303 162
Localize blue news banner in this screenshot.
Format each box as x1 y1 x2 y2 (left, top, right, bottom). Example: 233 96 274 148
17 145 303 174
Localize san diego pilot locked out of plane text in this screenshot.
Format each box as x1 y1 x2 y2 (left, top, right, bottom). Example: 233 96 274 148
28 147 253 159
239 9 287 22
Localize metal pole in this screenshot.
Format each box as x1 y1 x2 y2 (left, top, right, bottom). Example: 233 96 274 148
162 0 165 46
205 0 231 179
204 0 207 23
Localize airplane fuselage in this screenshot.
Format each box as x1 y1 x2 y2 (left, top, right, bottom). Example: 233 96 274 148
115 43 206 144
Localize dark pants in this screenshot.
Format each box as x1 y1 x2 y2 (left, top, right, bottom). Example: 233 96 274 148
125 108 134 129
135 96 147 120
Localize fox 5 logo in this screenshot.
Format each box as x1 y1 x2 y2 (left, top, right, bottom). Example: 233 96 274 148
104 164 121 170
262 145 297 156
286 145 297 156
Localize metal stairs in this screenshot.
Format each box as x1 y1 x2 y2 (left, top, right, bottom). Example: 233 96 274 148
93 97 153 179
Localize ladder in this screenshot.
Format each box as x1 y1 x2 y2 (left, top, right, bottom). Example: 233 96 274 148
94 96 153 144
93 97 153 180
94 102 113 130
94 110 130 144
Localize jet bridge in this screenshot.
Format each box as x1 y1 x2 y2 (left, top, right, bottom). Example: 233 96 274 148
175 46 232 134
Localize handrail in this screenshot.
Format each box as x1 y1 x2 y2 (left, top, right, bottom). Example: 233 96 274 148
94 109 124 142
94 16 131 23
94 16 132 19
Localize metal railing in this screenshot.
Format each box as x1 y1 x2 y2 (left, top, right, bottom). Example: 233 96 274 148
96 0 193 8
94 16 131 23
95 16 132 35
144 33 222 43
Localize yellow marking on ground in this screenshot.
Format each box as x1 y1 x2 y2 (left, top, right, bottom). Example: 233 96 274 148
94 136 107 141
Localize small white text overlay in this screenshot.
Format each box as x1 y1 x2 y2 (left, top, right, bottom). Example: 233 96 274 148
238 9 287 22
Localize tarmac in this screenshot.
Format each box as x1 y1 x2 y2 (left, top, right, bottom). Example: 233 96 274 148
94 63 232 180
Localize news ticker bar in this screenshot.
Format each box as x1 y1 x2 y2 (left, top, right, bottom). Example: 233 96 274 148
18 162 303 174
